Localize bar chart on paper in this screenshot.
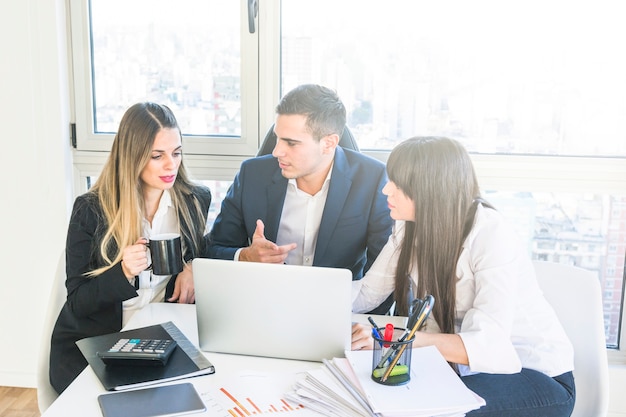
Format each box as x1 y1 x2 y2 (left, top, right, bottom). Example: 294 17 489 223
217 386 305 415
196 371 319 417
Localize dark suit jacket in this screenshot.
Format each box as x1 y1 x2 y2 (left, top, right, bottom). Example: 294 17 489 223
208 147 393 279
49 185 211 394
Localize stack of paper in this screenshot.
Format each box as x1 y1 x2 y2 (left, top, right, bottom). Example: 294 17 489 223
286 345 485 417
285 365 375 417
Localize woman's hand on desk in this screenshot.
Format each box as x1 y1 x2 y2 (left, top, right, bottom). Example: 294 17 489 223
168 262 195 304
351 323 374 350
351 322 469 364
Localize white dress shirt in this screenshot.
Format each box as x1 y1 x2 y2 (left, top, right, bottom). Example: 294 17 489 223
353 205 574 377
276 174 331 266
122 190 179 326
234 166 332 264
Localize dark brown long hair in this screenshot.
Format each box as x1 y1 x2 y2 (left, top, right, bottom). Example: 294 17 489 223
387 137 492 335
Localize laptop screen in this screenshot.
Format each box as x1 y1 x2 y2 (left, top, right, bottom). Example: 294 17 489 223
193 258 352 361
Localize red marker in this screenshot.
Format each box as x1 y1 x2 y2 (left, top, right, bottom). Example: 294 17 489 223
383 323 394 347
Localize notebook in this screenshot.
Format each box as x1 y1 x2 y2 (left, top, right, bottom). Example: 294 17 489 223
193 258 352 361
76 321 215 391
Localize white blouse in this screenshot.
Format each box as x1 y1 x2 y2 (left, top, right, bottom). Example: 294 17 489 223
353 205 574 377
122 190 179 326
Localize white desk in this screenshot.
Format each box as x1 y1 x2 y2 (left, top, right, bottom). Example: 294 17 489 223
42 304 405 416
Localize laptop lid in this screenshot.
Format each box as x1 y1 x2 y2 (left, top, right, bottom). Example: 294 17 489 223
193 258 352 361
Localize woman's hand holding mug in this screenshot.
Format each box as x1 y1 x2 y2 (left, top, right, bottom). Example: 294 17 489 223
121 238 150 280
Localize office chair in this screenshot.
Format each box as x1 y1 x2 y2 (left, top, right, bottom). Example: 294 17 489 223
256 124 360 156
37 251 66 413
533 261 610 417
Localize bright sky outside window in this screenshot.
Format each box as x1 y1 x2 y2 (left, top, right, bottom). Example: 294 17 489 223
89 0 241 137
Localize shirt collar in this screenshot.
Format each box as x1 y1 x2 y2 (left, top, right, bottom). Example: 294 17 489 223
288 161 334 190
153 189 173 218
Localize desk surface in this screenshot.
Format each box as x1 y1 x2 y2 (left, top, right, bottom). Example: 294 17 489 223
42 304 405 416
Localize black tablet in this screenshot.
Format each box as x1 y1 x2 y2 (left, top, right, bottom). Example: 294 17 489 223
97 382 206 417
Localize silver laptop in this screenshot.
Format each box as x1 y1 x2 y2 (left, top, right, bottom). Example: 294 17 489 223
193 258 352 361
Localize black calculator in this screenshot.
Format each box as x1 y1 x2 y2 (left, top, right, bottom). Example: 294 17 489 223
97 338 177 366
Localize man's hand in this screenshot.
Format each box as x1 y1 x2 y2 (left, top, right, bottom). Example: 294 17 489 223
239 219 296 263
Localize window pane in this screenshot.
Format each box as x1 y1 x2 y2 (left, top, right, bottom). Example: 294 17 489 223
281 0 626 157
89 0 241 136
486 191 625 348
198 180 233 230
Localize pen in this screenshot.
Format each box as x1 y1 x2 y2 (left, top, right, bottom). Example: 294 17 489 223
392 298 424 343
381 294 435 382
369 317 394 365
367 316 384 346
375 299 427 368
383 323 394 347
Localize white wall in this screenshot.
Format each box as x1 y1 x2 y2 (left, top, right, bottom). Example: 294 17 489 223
609 365 626 417
0 0 73 387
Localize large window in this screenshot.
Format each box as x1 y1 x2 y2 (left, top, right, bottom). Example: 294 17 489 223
71 0 626 356
280 0 626 351
70 0 260 155
281 0 626 157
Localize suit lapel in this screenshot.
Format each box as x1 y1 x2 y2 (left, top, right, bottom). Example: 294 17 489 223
314 148 352 263
265 169 288 242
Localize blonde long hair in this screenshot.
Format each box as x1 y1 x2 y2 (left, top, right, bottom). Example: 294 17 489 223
88 102 206 276
387 137 492 335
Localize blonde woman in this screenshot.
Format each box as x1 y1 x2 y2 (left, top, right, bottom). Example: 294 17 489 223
351 137 575 416
50 102 211 394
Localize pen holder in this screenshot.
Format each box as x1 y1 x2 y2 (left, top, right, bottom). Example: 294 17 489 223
371 327 414 386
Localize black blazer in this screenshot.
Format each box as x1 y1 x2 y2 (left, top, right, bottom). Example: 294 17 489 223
49 185 211 394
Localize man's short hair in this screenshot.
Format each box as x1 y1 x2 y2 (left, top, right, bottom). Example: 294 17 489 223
275 84 346 140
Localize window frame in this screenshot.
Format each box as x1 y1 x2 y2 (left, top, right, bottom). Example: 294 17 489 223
68 0 626 364
68 0 262 156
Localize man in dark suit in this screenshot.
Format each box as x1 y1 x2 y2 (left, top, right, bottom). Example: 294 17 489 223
208 84 393 310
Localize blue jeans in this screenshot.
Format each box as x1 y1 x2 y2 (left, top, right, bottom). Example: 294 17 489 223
461 369 575 417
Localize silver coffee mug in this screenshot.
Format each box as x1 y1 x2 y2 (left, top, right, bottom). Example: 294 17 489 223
147 233 183 275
